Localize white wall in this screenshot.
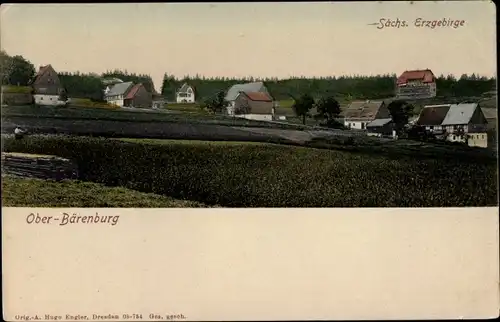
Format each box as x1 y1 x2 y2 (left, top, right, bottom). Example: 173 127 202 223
33 94 67 106
234 114 273 121
176 92 195 103
345 120 369 130
467 133 488 148
107 99 124 107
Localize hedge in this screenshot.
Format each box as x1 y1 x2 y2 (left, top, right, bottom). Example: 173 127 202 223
3 135 498 207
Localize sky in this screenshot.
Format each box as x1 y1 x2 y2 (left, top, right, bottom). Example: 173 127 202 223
1 1 496 91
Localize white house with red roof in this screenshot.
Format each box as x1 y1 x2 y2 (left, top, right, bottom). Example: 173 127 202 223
224 82 279 121
396 69 437 99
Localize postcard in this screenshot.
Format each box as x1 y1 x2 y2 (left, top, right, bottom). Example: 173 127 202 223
1 1 498 321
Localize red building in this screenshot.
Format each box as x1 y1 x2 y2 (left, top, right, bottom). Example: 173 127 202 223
396 69 437 99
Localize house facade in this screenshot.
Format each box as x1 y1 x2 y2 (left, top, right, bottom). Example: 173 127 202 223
440 103 488 147
396 69 437 99
104 82 134 107
229 91 275 121
415 103 489 148
31 65 68 106
343 100 392 130
104 82 152 108
415 104 452 133
176 83 195 103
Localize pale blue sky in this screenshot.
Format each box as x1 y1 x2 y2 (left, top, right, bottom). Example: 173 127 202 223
1 2 496 90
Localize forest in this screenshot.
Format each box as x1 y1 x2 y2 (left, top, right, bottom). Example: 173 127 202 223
1 51 496 103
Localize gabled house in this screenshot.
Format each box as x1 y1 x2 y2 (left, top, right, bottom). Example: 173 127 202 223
225 81 271 113
342 100 391 130
415 103 489 148
415 104 452 133
31 64 68 106
440 103 488 147
396 69 437 99
176 83 195 103
230 91 275 121
105 82 152 108
102 78 124 96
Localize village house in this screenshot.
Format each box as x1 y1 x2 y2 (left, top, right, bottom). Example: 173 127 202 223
440 103 489 148
102 78 124 96
342 100 392 130
225 82 270 107
230 91 275 121
415 104 452 133
396 69 437 99
104 82 152 108
31 64 68 106
176 83 195 103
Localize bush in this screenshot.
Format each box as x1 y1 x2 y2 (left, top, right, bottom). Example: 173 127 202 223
3 135 497 207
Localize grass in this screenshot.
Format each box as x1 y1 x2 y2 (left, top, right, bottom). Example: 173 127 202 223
2 104 310 130
118 138 274 146
2 176 211 207
2 135 497 207
1 85 33 94
68 97 118 109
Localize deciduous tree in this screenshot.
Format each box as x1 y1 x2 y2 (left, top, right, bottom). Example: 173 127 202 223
292 93 315 125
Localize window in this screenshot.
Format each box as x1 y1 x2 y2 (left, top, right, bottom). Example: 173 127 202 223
452 135 456 140
361 123 365 129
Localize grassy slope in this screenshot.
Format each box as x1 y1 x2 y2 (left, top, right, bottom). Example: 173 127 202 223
3 135 497 207
2 176 211 207
2 104 309 130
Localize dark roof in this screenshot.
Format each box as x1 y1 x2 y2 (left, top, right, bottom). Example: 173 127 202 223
343 100 385 120
416 105 451 126
397 69 435 85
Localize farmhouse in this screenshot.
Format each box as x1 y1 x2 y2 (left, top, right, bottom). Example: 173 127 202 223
415 104 451 133
366 118 395 138
396 69 437 99
176 83 195 103
31 65 68 106
342 100 391 130
440 103 488 147
225 82 271 111
230 91 275 121
105 82 152 108
102 78 124 95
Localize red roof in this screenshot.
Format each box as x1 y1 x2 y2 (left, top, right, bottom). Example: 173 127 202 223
242 91 272 102
124 84 142 99
397 69 435 85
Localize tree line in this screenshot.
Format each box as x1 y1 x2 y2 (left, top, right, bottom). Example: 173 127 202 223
161 73 496 102
1 51 496 103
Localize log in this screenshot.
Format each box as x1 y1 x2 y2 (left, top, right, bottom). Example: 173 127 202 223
1 152 78 181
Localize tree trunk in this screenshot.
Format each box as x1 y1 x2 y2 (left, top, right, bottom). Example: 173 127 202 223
302 115 306 125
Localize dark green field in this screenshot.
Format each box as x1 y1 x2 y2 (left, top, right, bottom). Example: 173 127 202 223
1 105 308 130
2 135 497 207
